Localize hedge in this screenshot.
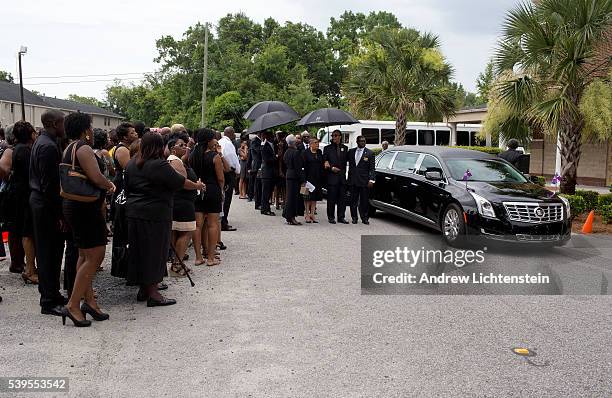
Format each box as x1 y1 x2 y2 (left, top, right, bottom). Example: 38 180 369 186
560 194 587 218
597 193 612 211
574 190 600 211
601 204 612 224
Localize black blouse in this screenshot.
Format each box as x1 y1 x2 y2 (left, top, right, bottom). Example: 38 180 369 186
125 158 185 222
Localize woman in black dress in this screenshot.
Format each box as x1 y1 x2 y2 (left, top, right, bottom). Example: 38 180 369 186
282 135 305 225
190 128 224 266
4 121 38 283
167 136 197 277
125 133 203 306
61 113 116 327
302 137 324 223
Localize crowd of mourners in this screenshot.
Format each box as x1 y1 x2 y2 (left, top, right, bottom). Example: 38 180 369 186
0 110 376 327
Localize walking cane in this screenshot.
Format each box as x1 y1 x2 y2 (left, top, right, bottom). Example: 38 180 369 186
169 243 196 287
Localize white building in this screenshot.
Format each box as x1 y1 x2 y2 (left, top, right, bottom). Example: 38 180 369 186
0 80 123 130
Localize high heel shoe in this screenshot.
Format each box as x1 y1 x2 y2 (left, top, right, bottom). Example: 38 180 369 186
21 272 39 285
61 307 91 327
80 302 109 321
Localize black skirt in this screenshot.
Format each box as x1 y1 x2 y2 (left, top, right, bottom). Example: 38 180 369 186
127 217 171 286
194 183 222 214
63 199 108 249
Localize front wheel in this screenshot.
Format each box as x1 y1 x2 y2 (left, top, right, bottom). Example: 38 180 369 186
441 203 465 246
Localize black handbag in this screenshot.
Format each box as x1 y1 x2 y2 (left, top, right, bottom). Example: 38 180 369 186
59 142 100 203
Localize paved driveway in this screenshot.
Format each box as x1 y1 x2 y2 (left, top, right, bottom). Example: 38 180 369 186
0 198 611 397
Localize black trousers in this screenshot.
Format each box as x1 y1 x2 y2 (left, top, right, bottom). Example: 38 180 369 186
247 172 255 200
254 176 263 208
326 183 346 221
261 178 274 213
222 172 236 226
30 192 65 308
284 179 300 221
350 185 370 221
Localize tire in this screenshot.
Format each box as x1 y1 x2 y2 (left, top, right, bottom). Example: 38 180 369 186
441 203 466 246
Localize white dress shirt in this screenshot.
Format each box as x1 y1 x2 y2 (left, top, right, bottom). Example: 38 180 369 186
219 136 240 174
355 147 364 165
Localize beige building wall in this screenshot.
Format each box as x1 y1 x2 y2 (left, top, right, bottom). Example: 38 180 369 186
530 137 612 186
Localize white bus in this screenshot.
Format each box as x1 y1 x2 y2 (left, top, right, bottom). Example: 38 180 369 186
317 120 483 150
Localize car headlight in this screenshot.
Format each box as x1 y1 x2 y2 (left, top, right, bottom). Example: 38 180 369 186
468 191 497 219
559 195 570 219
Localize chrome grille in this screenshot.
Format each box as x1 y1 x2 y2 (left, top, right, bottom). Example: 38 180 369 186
503 202 564 223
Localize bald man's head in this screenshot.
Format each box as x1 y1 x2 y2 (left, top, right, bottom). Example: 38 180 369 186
224 126 236 140
41 109 65 137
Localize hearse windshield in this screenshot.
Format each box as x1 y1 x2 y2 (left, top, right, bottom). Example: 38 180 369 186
446 158 528 183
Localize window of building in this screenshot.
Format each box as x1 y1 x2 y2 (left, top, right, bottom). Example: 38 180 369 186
381 129 395 145
376 151 395 169
391 152 420 173
471 131 485 146
435 130 450 146
457 130 470 146
418 129 434 145
406 129 417 145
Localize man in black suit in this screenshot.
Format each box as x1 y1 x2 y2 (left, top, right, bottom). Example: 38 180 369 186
260 131 276 216
498 139 523 167
323 130 349 224
249 133 263 209
348 136 376 224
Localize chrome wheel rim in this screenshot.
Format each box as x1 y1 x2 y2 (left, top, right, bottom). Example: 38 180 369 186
444 209 460 241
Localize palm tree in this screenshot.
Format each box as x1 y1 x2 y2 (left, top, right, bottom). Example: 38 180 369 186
493 0 612 194
343 28 457 145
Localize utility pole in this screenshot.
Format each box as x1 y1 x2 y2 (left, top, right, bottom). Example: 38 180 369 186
200 23 209 128
18 46 28 121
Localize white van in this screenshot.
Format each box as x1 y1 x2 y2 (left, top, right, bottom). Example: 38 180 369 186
317 120 483 149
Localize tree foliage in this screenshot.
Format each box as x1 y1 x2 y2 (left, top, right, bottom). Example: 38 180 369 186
343 27 457 144
0 70 13 83
491 0 612 193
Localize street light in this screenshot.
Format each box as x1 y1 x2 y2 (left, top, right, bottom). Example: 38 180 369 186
18 46 27 121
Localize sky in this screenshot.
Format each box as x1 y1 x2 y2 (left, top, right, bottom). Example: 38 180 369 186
1 0 518 101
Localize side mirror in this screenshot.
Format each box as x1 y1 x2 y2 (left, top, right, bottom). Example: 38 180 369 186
425 170 443 181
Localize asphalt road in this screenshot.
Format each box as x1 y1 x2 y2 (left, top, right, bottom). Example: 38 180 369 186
1 197 611 397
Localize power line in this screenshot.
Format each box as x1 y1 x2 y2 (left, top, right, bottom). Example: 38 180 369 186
25 77 148 85
25 72 153 80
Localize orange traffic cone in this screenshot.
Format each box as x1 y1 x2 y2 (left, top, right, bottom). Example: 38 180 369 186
581 210 595 234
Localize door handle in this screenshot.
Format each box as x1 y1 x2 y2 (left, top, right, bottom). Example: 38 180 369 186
410 182 418 187
384 176 392 180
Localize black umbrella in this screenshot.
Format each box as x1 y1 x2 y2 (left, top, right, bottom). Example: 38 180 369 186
246 111 300 134
296 108 359 127
243 101 299 121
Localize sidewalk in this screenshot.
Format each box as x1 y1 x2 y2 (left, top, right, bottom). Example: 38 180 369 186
545 184 611 194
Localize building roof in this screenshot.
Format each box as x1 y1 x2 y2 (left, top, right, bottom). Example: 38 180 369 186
0 80 49 107
0 80 122 118
40 96 122 118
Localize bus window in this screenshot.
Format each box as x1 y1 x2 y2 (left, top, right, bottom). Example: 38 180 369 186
418 130 434 145
361 128 380 145
343 132 350 145
406 129 417 145
457 130 470 146
381 129 395 145
435 130 450 146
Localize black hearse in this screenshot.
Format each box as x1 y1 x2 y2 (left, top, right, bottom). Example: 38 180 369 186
370 146 571 245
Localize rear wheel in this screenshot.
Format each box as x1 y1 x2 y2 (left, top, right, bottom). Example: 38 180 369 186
442 203 465 246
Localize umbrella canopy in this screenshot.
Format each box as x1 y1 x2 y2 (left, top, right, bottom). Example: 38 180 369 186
246 111 300 134
243 101 299 121
296 108 359 127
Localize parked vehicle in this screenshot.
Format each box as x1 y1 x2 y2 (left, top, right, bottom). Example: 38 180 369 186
318 120 483 150
369 146 571 245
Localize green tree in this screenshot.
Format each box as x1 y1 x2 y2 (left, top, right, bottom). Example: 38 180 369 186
0 70 13 83
476 60 495 103
493 0 612 193
344 27 457 145
67 94 106 108
207 91 248 131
